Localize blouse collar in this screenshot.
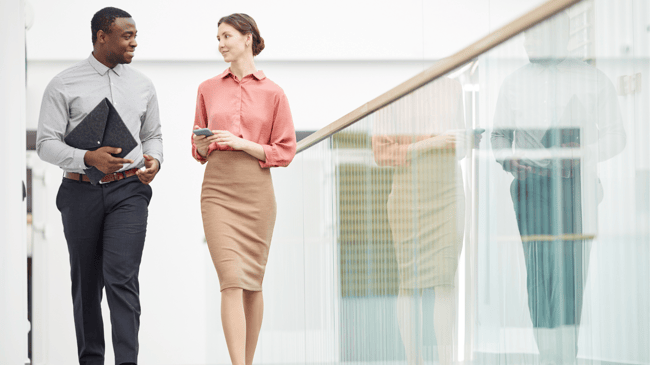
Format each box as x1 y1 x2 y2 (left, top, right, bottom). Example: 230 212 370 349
219 68 266 81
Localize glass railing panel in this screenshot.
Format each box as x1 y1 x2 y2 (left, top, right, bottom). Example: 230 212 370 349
291 1 649 365
254 139 340 364
474 3 648 364
318 68 477 364
301 140 340 364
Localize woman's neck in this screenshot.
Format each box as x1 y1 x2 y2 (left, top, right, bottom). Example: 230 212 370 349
229 57 257 80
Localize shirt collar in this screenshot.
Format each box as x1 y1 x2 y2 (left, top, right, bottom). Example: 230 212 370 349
219 68 266 81
252 70 266 80
88 53 123 76
529 57 574 74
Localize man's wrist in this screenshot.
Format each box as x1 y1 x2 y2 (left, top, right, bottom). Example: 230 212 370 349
83 150 94 168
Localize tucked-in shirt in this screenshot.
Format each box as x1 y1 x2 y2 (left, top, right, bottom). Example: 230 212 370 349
490 57 627 235
192 68 296 168
37 53 163 173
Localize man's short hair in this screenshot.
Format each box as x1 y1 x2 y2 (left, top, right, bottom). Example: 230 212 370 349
91 7 132 45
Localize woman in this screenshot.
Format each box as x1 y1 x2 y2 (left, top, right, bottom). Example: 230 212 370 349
372 77 469 365
191 13 296 365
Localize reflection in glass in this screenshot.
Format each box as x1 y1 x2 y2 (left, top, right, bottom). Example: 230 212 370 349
372 77 469 365
491 11 626 364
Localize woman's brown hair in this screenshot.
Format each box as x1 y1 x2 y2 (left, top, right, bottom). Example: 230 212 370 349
218 13 265 56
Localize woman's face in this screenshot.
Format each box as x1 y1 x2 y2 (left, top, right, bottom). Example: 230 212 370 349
217 23 251 63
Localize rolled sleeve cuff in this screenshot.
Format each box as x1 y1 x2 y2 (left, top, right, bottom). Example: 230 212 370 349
259 145 277 168
192 145 208 164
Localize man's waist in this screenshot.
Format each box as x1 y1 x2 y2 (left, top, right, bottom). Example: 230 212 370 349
521 163 578 179
64 168 140 184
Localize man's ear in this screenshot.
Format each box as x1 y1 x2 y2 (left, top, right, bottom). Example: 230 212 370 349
96 30 106 44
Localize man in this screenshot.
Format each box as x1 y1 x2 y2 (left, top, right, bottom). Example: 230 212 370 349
491 12 625 365
36 7 162 365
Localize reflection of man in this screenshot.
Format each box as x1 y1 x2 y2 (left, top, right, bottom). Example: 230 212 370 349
36 7 163 365
491 12 625 364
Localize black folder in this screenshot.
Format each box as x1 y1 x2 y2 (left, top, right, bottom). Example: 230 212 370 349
64 98 138 185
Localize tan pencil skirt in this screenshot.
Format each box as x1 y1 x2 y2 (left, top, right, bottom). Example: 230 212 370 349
201 150 277 291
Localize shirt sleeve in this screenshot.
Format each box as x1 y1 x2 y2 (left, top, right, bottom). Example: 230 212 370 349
191 87 209 164
36 76 89 170
140 83 164 167
490 80 515 169
594 73 626 162
259 93 297 168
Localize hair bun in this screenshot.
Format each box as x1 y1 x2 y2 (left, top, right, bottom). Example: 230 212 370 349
253 36 265 56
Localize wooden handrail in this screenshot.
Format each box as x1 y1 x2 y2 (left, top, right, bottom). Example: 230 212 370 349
296 0 582 153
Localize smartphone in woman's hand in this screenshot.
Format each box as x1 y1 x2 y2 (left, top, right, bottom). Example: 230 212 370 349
193 128 214 136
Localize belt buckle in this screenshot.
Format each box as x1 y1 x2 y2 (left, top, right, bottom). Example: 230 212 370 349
98 174 113 184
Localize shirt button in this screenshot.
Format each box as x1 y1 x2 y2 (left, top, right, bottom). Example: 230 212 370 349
97 141 101 144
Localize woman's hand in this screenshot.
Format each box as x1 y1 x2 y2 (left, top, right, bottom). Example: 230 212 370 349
412 130 466 152
193 127 266 161
193 125 218 157
214 130 248 150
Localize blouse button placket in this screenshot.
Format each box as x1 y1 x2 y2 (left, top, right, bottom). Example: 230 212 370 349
233 79 242 135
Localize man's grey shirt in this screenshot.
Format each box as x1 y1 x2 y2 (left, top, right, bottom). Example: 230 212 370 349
37 53 163 173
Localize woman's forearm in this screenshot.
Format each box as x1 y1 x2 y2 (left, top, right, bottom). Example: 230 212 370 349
241 140 267 161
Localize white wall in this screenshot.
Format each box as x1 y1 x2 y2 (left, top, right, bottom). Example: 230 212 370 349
25 0 547 62
0 1 28 364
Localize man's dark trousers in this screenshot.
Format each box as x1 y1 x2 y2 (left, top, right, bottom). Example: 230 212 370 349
56 174 152 365
510 171 588 363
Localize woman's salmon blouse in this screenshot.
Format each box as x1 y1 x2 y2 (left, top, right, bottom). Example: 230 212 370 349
192 68 296 168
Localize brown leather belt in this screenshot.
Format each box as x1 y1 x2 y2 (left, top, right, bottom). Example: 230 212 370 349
64 168 139 184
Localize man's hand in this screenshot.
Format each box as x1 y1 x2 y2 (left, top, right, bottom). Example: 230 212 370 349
504 159 532 180
84 147 134 174
561 142 581 172
136 154 159 185
472 133 483 149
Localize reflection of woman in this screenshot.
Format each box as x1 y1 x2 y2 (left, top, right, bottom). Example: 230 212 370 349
372 77 467 365
191 13 296 365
